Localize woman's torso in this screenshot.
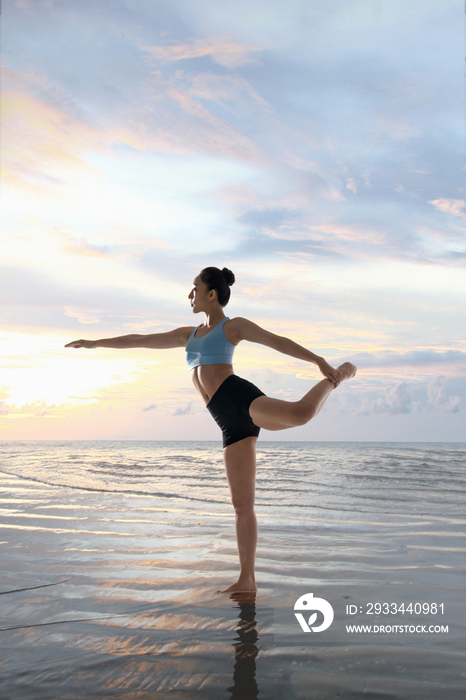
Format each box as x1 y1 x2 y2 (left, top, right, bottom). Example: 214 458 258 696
185 317 237 404
191 364 234 404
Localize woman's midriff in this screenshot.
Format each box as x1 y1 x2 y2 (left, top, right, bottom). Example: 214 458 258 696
191 364 235 404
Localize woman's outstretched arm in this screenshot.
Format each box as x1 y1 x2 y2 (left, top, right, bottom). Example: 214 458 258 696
65 326 194 350
228 317 342 386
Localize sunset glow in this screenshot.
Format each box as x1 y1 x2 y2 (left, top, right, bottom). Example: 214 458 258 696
1 0 464 441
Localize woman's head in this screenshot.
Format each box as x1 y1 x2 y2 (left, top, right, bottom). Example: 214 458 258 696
199 266 235 307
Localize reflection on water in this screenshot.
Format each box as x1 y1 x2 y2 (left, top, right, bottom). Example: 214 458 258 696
227 593 259 700
2 441 466 698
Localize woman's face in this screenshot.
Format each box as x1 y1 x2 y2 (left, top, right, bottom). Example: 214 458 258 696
188 275 212 313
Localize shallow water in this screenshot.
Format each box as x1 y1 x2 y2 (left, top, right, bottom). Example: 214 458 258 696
0 441 465 699
3 440 465 517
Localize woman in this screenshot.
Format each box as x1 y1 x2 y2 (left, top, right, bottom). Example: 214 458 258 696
66 267 356 594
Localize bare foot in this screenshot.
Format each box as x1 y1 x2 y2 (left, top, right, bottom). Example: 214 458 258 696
217 580 257 594
337 362 357 382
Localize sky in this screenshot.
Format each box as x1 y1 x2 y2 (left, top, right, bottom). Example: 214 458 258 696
1 0 465 442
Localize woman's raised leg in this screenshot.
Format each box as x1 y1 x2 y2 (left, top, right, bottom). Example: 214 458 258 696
217 436 258 594
249 362 356 431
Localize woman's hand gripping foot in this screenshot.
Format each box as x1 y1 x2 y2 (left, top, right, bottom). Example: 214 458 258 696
336 362 357 382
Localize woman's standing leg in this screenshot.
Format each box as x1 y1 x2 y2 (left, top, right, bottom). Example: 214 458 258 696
217 436 258 594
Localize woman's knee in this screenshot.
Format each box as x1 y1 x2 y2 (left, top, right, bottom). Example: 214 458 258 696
290 401 316 426
231 495 255 515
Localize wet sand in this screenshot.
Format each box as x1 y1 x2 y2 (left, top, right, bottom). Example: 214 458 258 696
1 457 465 699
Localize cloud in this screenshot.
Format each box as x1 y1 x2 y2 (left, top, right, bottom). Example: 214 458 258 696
173 401 193 416
366 381 414 415
188 72 269 109
345 177 357 194
161 87 264 162
429 199 466 219
337 374 463 417
143 403 157 412
0 67 105 192
56 232 118 259
63 307 102 324
141 37 262 68
0 262 185 326
5 9 464 271
427 375 461 413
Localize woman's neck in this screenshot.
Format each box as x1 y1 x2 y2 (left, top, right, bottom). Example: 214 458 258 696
203 308 226 328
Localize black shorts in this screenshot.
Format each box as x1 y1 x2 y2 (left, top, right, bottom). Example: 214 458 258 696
206 375 265 448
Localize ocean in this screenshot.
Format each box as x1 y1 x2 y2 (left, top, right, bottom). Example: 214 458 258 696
0 441 465 699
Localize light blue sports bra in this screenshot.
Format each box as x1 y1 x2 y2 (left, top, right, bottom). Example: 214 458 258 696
185 317 235 370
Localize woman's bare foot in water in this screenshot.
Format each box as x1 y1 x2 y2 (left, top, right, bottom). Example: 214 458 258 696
337 362 357 382
217 578 257 594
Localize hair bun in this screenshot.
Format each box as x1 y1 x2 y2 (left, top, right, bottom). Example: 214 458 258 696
221 267 235 286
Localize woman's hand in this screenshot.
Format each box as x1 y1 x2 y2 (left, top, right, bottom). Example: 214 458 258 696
316 358 342 387
65 339 96 349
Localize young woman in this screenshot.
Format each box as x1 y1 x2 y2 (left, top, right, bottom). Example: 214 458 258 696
66 267 356 594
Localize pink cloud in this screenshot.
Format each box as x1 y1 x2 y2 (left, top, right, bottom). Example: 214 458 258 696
141 37 262 68
429 199 466 218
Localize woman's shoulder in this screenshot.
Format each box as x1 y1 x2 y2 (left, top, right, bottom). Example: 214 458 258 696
225 317 277 345
175 326 197 344
223 316 252 344
225 316 248 330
